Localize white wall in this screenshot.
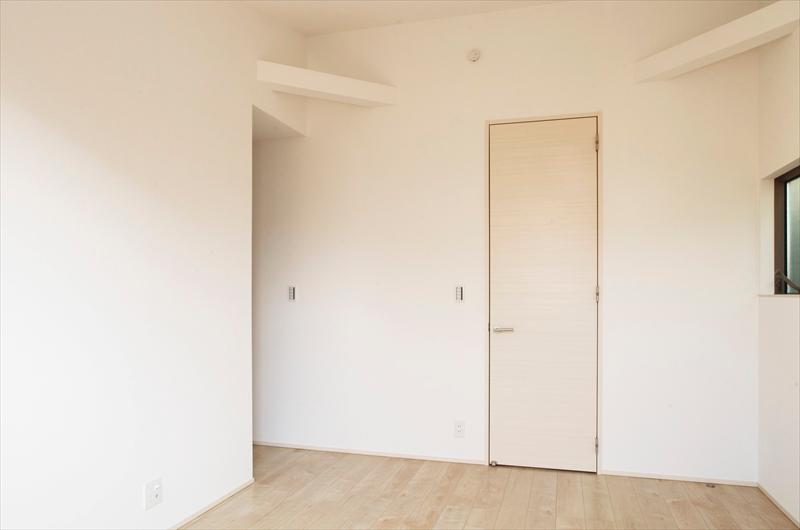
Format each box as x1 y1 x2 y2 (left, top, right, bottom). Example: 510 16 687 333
0 2 304 528
756 23 800 524
759 28 800 180
758 296 800 524
757 27 800 294
253 0 763 482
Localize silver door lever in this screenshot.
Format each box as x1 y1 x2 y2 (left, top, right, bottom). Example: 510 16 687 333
492 327 514 333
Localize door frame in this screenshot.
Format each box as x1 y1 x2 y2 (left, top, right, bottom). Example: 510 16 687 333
484 112 604 471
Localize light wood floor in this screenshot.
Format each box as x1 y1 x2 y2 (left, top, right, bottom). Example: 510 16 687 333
186 445 798 530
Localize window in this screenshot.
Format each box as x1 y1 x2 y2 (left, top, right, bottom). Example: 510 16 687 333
775 165 800 294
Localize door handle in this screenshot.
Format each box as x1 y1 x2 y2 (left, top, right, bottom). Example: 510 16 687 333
492 327 514 333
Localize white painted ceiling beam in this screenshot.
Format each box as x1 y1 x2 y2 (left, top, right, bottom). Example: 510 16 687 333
257 61 397 107
635 0 800 82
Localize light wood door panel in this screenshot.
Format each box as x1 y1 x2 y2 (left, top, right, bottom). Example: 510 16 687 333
489 117 598 472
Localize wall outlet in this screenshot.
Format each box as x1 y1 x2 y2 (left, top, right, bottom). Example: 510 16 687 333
454 420 465 438
144 478 163 510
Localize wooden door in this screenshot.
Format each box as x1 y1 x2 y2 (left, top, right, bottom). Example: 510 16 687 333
489 116 598 472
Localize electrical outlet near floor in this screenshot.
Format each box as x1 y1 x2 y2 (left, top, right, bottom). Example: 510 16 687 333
454 420 465 438
144 478 163 510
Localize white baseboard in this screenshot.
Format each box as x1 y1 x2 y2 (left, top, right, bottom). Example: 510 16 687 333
173 478 255 529
599 468 757 487
253 440 484 466
757 484 800 527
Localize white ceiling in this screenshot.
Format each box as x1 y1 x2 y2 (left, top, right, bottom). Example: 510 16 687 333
246 0 549 36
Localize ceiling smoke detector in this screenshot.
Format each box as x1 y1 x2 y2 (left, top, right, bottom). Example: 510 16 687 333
467 49 481 62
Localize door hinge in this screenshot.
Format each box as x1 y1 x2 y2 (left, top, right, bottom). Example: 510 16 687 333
595 285 600 303
594 437 599 453
595 134 599 152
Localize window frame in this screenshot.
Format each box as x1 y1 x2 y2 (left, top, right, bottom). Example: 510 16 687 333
774 164 800 294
